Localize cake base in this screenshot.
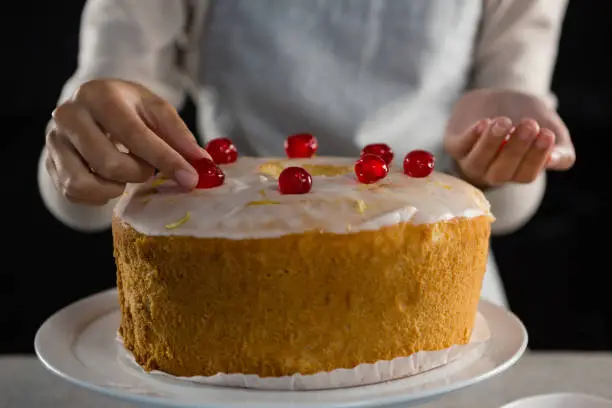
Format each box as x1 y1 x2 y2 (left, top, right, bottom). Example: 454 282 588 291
114 215 491 379
117 313 489 390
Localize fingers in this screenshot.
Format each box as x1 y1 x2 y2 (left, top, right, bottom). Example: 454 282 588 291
487 119 540 183
460 117 513 181
537 111 575 171
46 129 125 205
45 79 212 206
52 102 154 183
453 117 560 188
140 96 210 161
74 80 205 188
445 118 490 159
548 145 576 170
514 128 555 182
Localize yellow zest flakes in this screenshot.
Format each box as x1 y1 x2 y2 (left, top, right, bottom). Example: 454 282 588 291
247 189 281 206
357 183 375 191
259 161 353 178
435 181 451 190
358 182 391 192
246 199 280 206
354 199 367 214
142 197 152 205
258 161 284 179
301 164 352 177
165 212 191 229
151 176 169 188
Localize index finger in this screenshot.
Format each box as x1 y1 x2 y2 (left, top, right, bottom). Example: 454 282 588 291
86 95 200 189
444 118 490 159
140 95 210 161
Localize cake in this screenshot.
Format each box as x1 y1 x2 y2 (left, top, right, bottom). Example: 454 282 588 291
112 137 493 384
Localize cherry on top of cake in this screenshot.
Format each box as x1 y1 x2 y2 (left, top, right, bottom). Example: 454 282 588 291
114 133 493 239
195 133 435 191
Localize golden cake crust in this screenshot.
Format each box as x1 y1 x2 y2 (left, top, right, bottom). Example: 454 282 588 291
114 214 490 378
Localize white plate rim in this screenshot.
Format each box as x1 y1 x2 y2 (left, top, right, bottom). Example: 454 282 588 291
35 289 528 408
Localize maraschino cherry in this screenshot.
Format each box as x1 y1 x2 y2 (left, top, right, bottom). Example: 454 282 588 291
278 167 312 194
497 135 510 153
284 133 318 158
190 158 225 189
354 154 389 184
403 150 435 178
361 143 394 165
205 137 238 164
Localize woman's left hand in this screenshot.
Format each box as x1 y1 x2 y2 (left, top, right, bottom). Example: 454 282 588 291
444 89 575 189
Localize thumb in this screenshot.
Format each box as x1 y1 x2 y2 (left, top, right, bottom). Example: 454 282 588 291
445 118 490 159
543 113 575 170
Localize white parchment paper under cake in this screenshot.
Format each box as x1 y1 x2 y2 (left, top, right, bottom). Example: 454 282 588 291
117 312 490 391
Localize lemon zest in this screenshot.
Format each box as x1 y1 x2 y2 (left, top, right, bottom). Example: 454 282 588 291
151 176 169 188
246 199 281 206
354 200 367 214
165 212 191 229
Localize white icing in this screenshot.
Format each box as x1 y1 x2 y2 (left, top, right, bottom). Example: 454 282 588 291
114 157 492 239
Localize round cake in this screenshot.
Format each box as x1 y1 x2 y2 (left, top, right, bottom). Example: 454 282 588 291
112 152 493 381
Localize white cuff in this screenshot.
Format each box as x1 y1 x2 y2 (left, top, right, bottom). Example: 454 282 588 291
486 172 546 236
38 148 115 232
443 160 546 235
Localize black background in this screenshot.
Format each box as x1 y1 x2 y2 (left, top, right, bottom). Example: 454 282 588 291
1 1 610 354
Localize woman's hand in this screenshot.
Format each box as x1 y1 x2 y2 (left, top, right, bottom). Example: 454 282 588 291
45 79 210 205
444 89 575 189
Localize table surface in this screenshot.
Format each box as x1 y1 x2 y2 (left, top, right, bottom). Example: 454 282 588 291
1 352 611 408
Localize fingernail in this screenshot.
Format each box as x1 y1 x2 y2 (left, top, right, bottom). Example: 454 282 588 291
200 147 213 160
475 119 489 134
536 136 552 150
518 127 536 141
549 150 562 164
175 168 199 188
491 118 512 137
518 120 539 141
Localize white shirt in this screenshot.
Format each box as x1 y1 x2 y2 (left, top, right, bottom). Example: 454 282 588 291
38 0 568 308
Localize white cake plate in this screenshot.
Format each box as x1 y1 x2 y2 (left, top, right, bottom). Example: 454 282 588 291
35 289 527 408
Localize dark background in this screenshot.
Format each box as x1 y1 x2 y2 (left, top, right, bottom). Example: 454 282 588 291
1 1 610 354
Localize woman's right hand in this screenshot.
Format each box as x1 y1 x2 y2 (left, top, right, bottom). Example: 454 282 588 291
45 79 210 206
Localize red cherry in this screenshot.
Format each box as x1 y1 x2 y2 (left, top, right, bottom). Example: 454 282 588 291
284 133 318 158
361 143 394 165
190 158 225 189
497 135 510 153
354 154 389 184
205 137 238 164
403 150 435 178
278 167 312 194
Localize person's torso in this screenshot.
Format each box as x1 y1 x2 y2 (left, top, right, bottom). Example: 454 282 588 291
194 0 482 165
189 0 506 307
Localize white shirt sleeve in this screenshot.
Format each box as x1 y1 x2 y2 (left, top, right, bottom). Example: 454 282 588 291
39 0 190 232
471 0 568 235
474 0 568 105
